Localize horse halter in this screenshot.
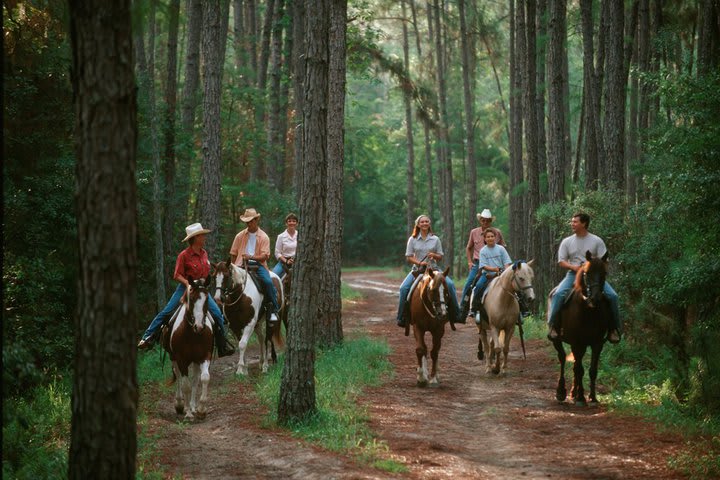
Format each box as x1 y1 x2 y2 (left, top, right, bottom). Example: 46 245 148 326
581 270 605 307
219 265 245 307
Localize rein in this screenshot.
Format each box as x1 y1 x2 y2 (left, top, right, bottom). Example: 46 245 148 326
420 276 446 319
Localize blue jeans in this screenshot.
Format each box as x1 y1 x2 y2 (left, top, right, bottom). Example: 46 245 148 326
547 271 621 331
471 271 492 309
141 284 227 341
272 262 286 277
253 262 280 313
460 261 480 306
396 271 461 321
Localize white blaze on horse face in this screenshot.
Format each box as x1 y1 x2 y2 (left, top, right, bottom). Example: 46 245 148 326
192 291 207 331
437 281 447 316
214 272 224 302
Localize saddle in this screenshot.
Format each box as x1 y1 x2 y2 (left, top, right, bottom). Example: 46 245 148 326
244 263 282 318
548 285 574 308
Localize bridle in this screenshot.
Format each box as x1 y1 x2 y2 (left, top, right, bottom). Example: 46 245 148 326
421 274 447 319
581 267 605 306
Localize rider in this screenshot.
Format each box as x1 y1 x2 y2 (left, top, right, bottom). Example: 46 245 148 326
396 215 461 328
459 209 506 320
469 229 513 323
272 212 298 278
137 222 235 357
547 212 621 343
229 208 281 324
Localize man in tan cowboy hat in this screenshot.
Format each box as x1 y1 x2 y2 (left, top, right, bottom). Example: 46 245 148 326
229 208 280 322
138 222 235 357
458 209 507 321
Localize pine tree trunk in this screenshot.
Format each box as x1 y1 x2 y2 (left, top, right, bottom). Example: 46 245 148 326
509 0 524 253
459 0 477 238
277 8 293 192
603 0 625 191
292 0 306 201
580 0 600 191
524 0 540 265
267 0 284 188
198 0 226 257
402 0 417 236
233 0 246 83
279 0 330 423
252 0 277 181
547 0 567 203
68 1 138 477
318 0 347 348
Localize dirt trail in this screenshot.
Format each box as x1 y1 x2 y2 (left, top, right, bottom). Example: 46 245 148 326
142 270 687 479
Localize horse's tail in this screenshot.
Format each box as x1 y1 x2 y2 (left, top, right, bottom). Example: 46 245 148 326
271 320 284 348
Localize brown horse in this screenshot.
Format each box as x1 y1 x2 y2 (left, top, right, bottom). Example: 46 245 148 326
408 267 451 387
548 251 611 406
160 277 214 420
212 261 284 375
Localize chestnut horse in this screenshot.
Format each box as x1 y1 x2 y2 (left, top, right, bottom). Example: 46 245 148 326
161 277 214 420
476 260 535 375
212 261 284 375
408 267 451 387
548 251 611 406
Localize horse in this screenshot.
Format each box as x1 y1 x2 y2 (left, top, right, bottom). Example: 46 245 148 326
408 267 451 387
548 251 611 406
475 260 535 375
212 260 284 376
160 277 214 420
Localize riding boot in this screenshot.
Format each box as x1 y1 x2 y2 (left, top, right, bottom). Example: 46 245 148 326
397 301 410 328
215 328 235 358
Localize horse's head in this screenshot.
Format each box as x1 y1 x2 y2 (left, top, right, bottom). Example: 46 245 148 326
211 260 232 304
426 267 451 320
511 259 536 303
187 276 210 333
579 251 608 308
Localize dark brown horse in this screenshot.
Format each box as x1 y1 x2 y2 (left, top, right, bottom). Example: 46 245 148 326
161 277 214 420
408 267 451 387
548 251 611 406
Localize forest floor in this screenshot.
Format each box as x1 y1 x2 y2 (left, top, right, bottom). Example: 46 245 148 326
140 270 688 479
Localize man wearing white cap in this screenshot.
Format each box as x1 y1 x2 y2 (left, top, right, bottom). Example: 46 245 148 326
458 209 506 321
137 222 235 357
229 208 280 322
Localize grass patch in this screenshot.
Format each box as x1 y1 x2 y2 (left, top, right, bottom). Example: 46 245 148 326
255 336 406 473
341 281 363 302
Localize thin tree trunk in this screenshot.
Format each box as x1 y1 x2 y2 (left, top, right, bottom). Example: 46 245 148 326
525 0 540 265
68 1 138 477
459 0 477 239
277 7 293 191
410 0 423 57
246 0 258 78
536 0 551 291
251 0 277 181
581 0 600 190
198 0 226 257
233 0 246 83
318 0 347 347
402 0 417 236
292 0 306 201
267 0 284 188
547 0 567 203
279 0 330 423
603 0 626 191
509 0 525 253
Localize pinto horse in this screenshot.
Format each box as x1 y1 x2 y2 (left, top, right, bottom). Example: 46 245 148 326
548 251 611 406
408 267 451 387
476 260 535 375
160 277 214 420
212 261 284 376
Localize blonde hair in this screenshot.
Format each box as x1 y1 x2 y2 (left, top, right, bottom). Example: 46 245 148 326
411 215 434 238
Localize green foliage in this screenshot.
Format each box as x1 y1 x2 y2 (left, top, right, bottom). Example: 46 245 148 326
255 337 403 471
668 437 720 480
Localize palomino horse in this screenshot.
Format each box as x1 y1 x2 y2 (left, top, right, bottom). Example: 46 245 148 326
160 277 214 420
408 267 451 387
475 260 535 375
212 261 284 375
548 251 610 406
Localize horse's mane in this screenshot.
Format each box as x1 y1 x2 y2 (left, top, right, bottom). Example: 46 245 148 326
573 258 607 292
229 262 247 285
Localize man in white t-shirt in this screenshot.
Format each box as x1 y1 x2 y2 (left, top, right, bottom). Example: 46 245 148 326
547 212 621 343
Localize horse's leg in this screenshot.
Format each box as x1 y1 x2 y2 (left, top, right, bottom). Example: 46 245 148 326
236 322 255 376
480 327 492 374
588 343 604 405
256 321 268 374
196 359 211 418
414 327 428 387
501 328 512 375
429 330 443 386
172 362 184 415
189 363 200 414
571 344 587 406
553 341 567 402
490 326 502 375
180 367 193 420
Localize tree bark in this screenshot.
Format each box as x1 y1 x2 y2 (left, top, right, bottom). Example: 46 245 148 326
697 0 720 76
267 0 285 189
68 1 138 477
509 0 525 253
580 0 600 190
524 0 540 264
277 6 293 191
603 0 626 191
547 0 568 203
459 0 477 239
279 0 330 423
317 0 347 348
402 0 417 236
292 0 306 201
233 0 247 83
198 0 226 257
252 0 277 181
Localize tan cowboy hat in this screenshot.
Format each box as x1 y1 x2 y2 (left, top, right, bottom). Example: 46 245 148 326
477 209 496 222
240 208 261 223
182 222 212 242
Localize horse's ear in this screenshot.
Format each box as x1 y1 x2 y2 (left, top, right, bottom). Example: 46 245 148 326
226 256 232 266
527 259 535 267
585 250 593 261
205 274 211 286
602 252 609 262
427 269 435 278
443 267 450 277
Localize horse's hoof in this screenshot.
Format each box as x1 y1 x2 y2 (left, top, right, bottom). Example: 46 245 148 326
477 351 484 361
417 380 428 388
184 412 195 421
194 410 207 420
588 400 600 407
573 399 587 407
492 367 500 375
556 390 567 402
429 378 440 387
175 405 185 415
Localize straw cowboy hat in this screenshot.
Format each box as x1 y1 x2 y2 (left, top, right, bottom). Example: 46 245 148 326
182 222 212 242
240 208 261 223
477 209 496 222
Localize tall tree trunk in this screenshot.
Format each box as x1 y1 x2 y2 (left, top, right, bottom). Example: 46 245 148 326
697 0 720 76
267 0 285 188
292 0 306 200
68 1 138 477
580 0 600 190
433 0 454 269
536 0 551 291
410 0 423 57
318 0 347 348
402 0 417 236
252 0 277 181
163 0 181 293
509 0 524 253
459 0 477 238
198 0 226 257
425 1 437 221
279 0 330 423
246 0 258 78
547 0 567 203
233 0 247 83
524 0 540 265
178 0 203 222
603 0 626 191
277 7 293 191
